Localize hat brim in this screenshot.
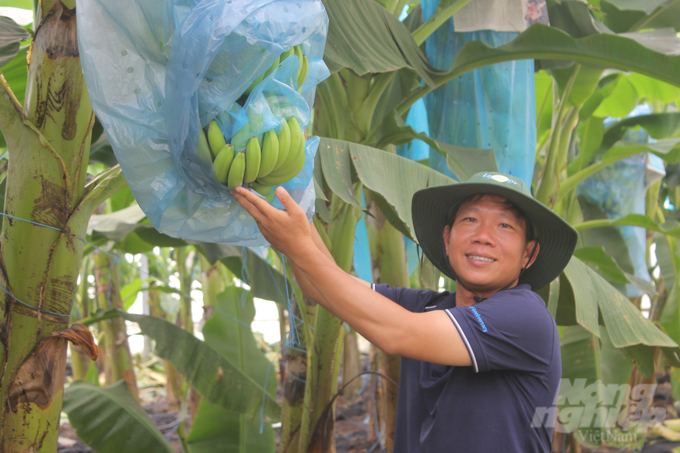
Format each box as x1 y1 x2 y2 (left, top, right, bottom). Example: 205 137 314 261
411 182 577 291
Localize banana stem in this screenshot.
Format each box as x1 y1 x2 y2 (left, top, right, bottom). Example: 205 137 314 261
535 65 580 206
411 0 474 46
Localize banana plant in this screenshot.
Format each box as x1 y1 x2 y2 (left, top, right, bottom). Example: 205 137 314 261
0 1 129 449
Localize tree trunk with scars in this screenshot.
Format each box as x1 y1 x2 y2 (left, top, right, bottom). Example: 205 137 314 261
0 1 126 450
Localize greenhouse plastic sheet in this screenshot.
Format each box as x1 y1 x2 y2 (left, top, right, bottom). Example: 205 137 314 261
77 0 329 246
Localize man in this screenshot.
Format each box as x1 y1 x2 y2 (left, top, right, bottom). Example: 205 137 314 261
233 171 577 452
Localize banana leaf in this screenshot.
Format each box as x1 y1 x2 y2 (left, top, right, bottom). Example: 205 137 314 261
62 381 175 453
318 138 454 241
187 286 276 453
321 0 443 85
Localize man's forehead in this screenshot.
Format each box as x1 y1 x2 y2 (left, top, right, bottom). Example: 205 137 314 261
457 194 510 209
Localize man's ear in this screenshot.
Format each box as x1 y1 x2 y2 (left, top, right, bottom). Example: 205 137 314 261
523 240 540 269
442 225 451 256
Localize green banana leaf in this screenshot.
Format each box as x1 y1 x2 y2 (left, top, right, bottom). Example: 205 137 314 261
219 247 290 306
0 0 32 8
321 0 443 85
0 16 29 68
554 257 677 353
187 286 276 453
601 112 680 153
658 233 680 345
94 311 282 421
62 381 175 453
559 139 680 198
601 0 680 32
575 213 680 240
574 246 656 297
558 325 635 445
318 137 454 241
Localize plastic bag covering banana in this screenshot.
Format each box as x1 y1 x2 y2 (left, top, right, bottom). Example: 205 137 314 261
213 144 235 184
297 55 308 92
262 55 280 81
230 122 251 151
207 121 226 155
227 152 246 189
280 46 294 63
258 129 279 178
244 137 262 184
197 128 214 163
273 119 291 169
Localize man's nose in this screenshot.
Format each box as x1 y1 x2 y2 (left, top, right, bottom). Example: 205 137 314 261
471 222 495 245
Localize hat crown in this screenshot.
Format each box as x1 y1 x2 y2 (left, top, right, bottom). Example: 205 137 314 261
469 172 530 196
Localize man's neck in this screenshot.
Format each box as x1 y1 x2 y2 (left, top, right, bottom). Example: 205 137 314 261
454 279 520 307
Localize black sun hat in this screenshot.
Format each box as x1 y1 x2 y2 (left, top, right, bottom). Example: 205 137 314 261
411 171 577 291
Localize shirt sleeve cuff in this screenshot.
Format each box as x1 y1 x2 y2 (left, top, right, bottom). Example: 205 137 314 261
445 308 487 373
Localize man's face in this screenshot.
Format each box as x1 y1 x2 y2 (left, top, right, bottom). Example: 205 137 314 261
442 194 538 296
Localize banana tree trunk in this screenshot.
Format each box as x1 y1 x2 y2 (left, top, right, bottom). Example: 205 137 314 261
300 196 361 453
279 293 314 453
365 190 408 453
341 328 362 396
93 250 138 398
0 0 127 449
71 258 92 381
176 247 194 334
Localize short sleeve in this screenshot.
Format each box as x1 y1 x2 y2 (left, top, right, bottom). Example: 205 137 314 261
446 289 557 374
373 284 451 313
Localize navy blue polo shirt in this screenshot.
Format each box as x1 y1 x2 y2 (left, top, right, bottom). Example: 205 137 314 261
373 283 560 453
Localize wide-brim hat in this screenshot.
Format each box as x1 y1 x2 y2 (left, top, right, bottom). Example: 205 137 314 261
412 172 577 291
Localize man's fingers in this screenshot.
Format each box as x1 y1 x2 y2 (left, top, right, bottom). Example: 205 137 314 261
275 187 303 216
232 187 269 222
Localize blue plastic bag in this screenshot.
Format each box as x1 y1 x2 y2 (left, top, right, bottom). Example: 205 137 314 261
420 0 538 185
77 0 330 246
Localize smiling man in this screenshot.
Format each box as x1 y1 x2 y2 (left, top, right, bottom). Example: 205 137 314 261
232 171 577 453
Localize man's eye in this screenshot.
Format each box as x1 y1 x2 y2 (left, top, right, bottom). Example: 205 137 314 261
499 223 513 229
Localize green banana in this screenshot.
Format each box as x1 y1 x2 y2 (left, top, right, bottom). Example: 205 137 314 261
297 55 308 92
294 45 303 79
244 72 265 97
273 119 291 169
281 47 294 63
282 117 303 170
257 129 279 178
227 152 246 190
244 137 262 184
267 125 305 176
262 55 281 80
265 190 278 204
213 144 235 184
197 128 214 163
207 120 226 154
231 122 250 151
259 147 305 186
251 181 274 196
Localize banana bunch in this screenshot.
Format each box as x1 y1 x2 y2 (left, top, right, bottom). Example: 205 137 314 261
200 117 306 196
243 44 309 97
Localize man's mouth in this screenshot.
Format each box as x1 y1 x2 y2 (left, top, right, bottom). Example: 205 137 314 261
466 255 496 263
